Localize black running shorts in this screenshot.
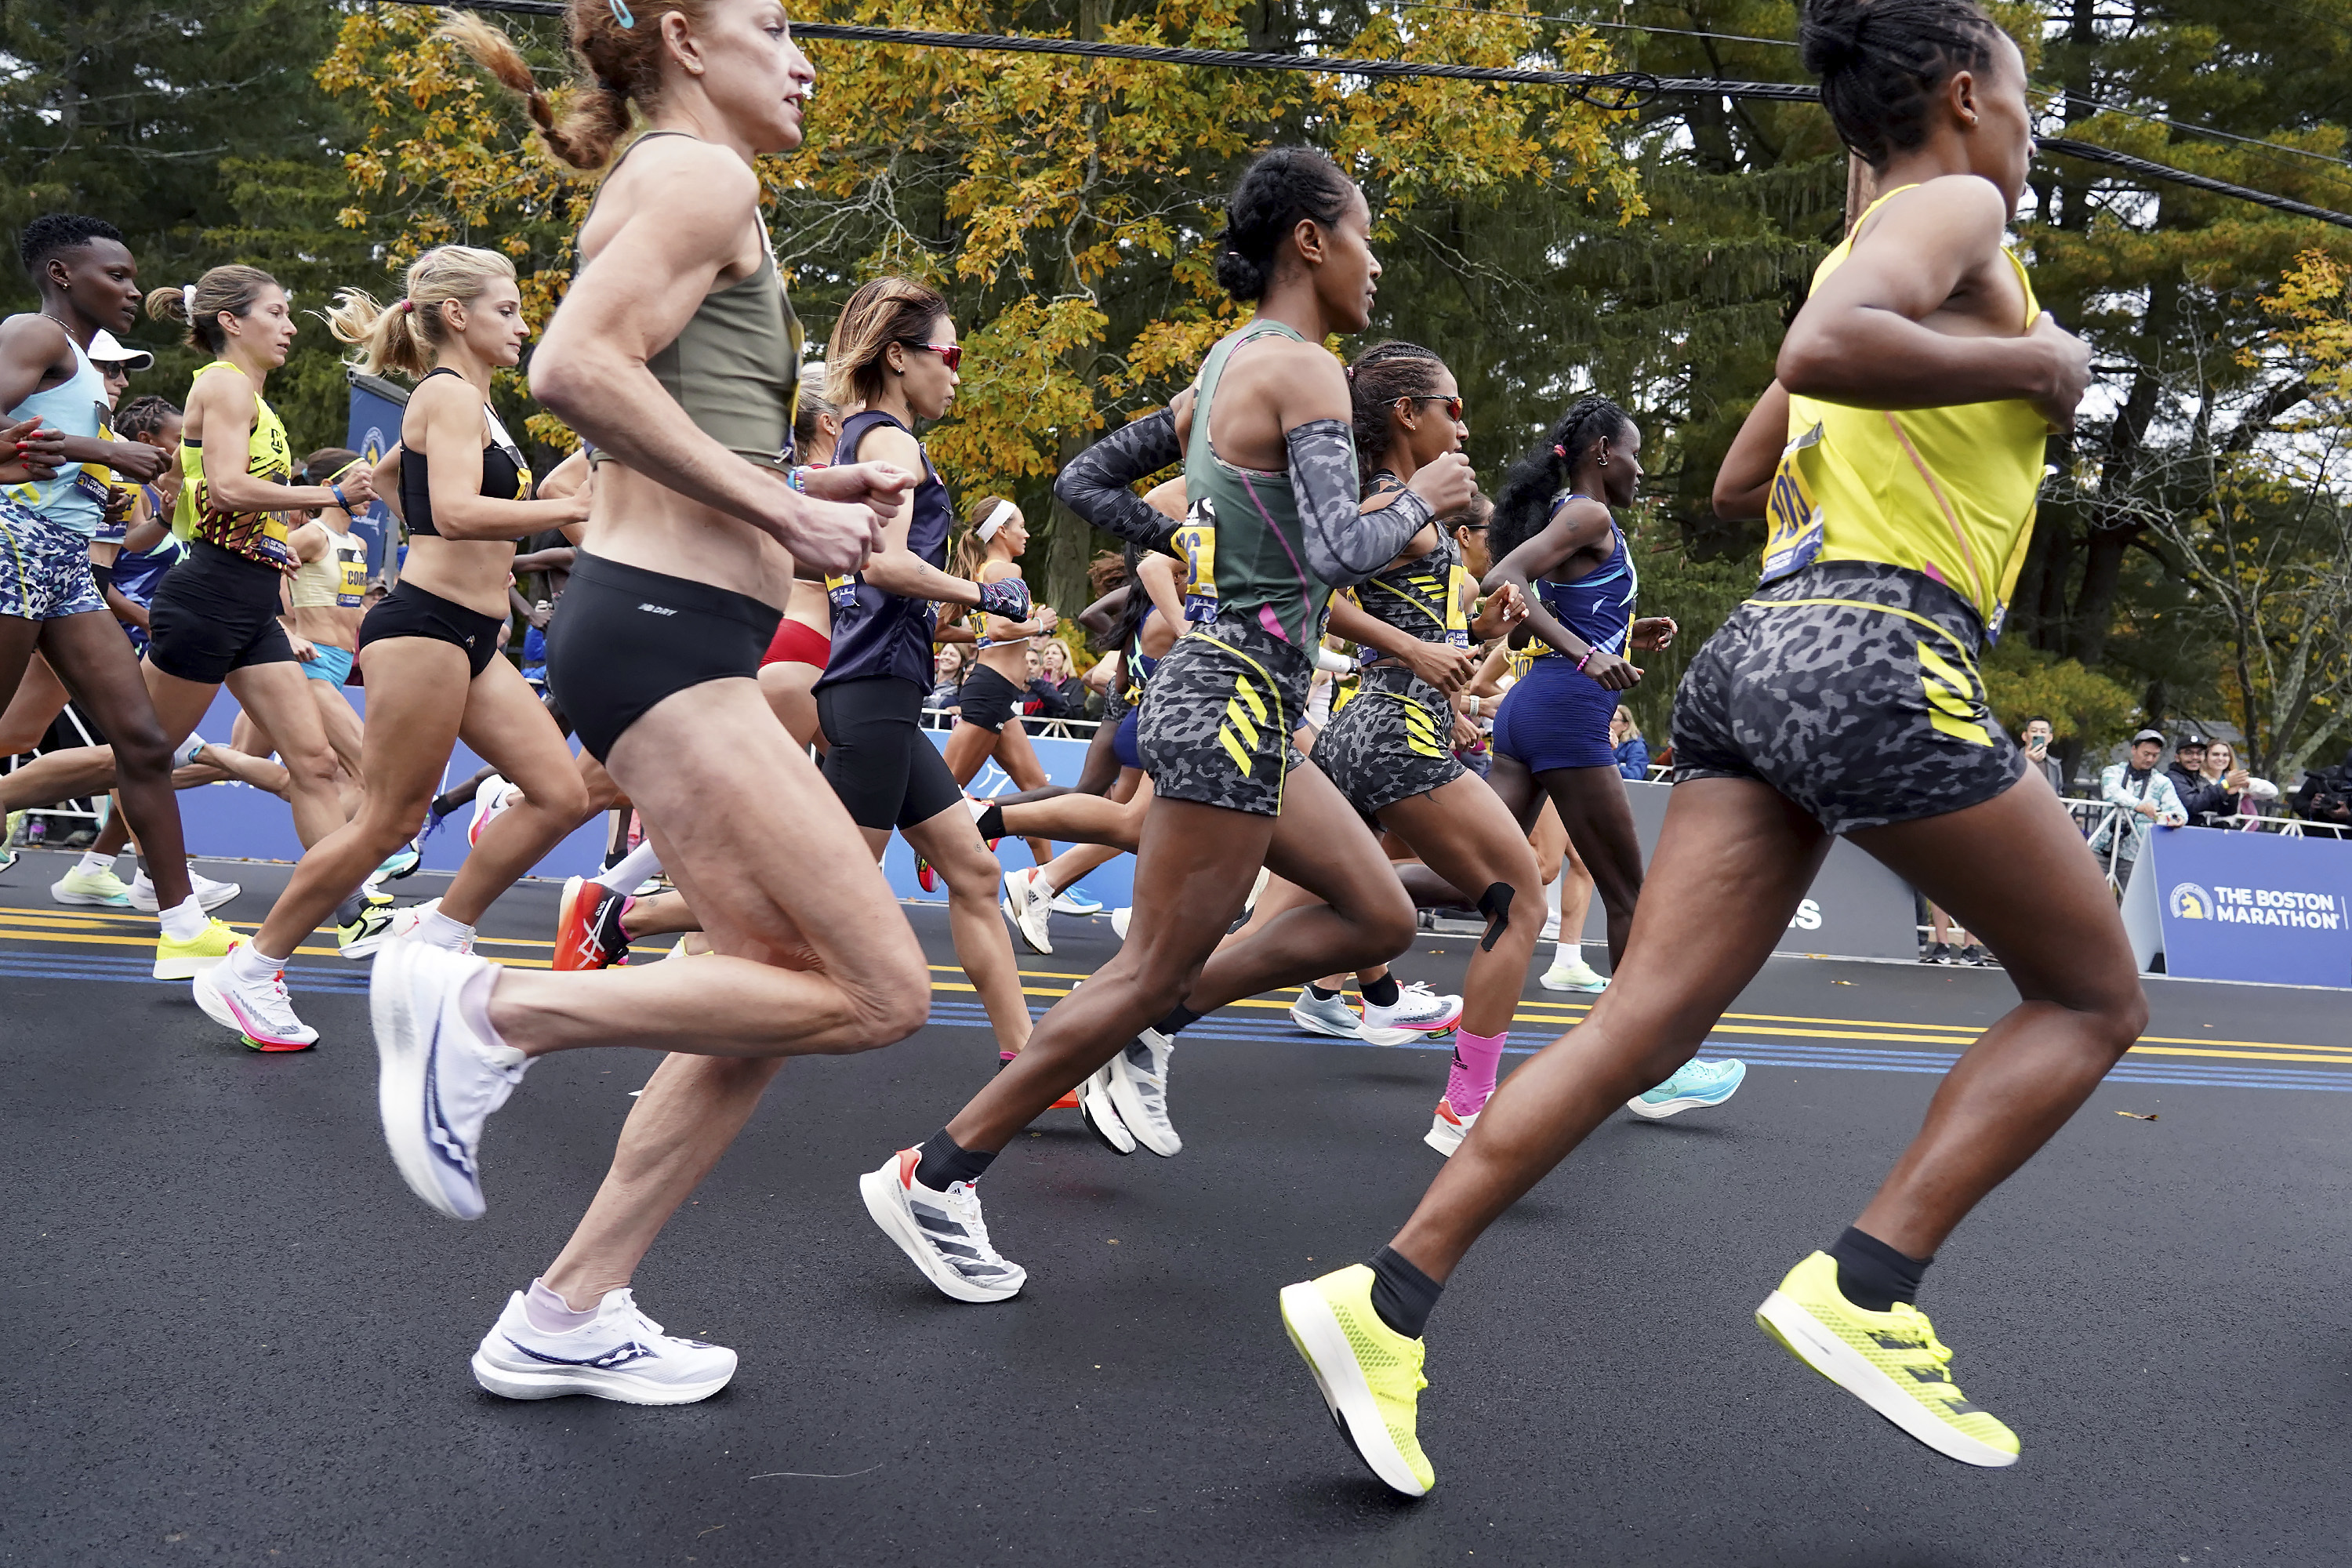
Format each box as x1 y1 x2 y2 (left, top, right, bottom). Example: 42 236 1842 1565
146 540 298 684
954 662 1025 735
358 579 505 680
818 675 970 831
546 551 782 764
1670 559 2027 834
1136 616 1310 818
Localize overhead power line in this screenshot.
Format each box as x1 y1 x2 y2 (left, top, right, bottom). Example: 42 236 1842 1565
385 1 2352 227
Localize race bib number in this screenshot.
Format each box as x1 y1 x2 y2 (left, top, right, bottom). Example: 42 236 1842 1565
1759 421 1826 586
826 575 859 612
1443 563 1473 648
1174 496 1219 624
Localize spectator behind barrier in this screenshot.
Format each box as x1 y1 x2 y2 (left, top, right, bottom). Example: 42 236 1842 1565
930 643 968 711
2198 741 2278 830
2292 746 2352 840
2020 715 2063 793
2091 728 2187 888
1609 705 1650 780
2166 733 2229 828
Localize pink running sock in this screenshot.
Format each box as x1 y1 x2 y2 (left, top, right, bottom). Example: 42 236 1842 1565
1444 1029 1509 1116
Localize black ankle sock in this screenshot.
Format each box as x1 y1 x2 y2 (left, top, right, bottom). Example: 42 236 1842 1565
1367 1245 1443 1339
1828 1225 1931 1312
1360 972 1401 1009
1152 1003 1202 1036
913 1130 996 1192
972 804 1007 842
1306 982 1340 1001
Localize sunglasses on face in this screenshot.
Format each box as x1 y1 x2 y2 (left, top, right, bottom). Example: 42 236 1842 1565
1403 394 1464 421
902 340 962 373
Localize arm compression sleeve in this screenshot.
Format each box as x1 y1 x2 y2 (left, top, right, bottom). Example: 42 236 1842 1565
1286 419 1432 588
1054 410 1181 550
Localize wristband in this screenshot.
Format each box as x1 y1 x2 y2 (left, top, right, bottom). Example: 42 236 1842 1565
786 466 808 492
329 484 349 512
1575 647 1595 672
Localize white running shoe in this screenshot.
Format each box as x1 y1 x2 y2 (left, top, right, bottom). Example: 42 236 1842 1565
1105 1025 1180 1156
370 941 528 1221
194 955 319 1051
1541 953 1610 993
1539 910 1561 942
1000 866 1054 955
1359 982 1462 1047
385 898 473 955
129 863 242 913
467 775 516 848
859 1148 1027 1303
1288 989 1365 1040
1243 864 1271 916
470 1287 737 1404
1110 906 1131 941
1048 885 1103 916
1425 1096 1476 1157
1077 1062 1134 1155
51 862 131 907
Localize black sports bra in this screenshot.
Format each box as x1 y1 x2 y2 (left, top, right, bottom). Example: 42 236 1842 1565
398 368 532 538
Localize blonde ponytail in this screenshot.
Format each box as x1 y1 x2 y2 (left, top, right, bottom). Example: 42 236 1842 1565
326 246 515 379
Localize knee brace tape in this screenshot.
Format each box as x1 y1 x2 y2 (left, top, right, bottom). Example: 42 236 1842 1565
1476 882 1515 953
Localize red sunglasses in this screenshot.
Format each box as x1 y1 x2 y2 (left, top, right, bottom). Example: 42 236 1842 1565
902 340 963 373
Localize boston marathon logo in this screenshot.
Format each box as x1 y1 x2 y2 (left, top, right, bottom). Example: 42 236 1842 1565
2171 881 2345 929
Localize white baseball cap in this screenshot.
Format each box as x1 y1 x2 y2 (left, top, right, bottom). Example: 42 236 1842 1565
89 329 154 372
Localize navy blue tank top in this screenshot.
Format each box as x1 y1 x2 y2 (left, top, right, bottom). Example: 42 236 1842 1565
1534 494 1636 659
816 408 953 690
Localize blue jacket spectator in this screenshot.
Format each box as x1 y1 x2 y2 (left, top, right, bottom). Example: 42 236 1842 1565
1608 705 1650 779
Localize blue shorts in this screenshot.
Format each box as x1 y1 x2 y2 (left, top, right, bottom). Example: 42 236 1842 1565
0 499 104 622
1112 707 1142 771
1492 655 1620 772
303 642 355 684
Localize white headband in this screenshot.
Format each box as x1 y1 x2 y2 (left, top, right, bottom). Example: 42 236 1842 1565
975 500 1018 542
182 284 197 321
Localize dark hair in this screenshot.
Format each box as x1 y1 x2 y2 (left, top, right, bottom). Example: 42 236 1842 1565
2025 714 2053 730
1348 340 1449 483
19 214 125 280
115 394 180 442
1214 147 1356 303
1489 395 1636 563
303 448 364 487
1798 0 2007 169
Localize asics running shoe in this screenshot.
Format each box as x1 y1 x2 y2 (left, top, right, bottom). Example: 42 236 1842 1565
338 896 398 960
859 1148 1026 1303
1279 1264 1436 1497
1289 989 1365 1040
471 1287 737 1405
1424 1096 1476 1158
152 917 241 980
52 862 131 907
1626 1057 1747 1120
1106 1025 1180 1156
1360 982 1462 1047
1755 1250 2020 1468
554 875 632 971
466 775 516 848
194 954 319 1051
371 941 528 1221
1539 954 1610 993
1049 885 1103 916
1000 866 1053 955
1077 1062 1134 1154
129 863 242 913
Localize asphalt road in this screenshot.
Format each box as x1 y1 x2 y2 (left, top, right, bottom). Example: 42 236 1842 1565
4 851 2349 1567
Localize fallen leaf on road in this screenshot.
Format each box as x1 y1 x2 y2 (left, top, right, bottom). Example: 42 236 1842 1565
2116 1111 2158 1121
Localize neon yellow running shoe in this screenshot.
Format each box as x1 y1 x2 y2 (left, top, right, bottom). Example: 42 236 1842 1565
154 917 244 980
1279 1264 1436 1497
1755 1250 2020 1468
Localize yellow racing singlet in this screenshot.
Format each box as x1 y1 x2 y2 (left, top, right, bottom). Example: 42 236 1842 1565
1760 185 2050 639
173 361 296 568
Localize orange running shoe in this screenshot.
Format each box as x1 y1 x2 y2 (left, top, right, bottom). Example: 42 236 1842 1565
554 876 632 971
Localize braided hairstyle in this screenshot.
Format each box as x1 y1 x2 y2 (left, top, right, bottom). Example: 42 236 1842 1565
445 2 722 172
1348 340 1450 485
115 395 180 443
1214 147 1356 303
1798 0 2007 169
1489 395 1635 564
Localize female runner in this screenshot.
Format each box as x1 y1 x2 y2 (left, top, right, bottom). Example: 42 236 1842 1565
198 245 594 1049
938 494 1060 869
371 0 924 1406
283 447 372 792
860 147 1474 1302
1282 0 2136 1492
753 385 840 746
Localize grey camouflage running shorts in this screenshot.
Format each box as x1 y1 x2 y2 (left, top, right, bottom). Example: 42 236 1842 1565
1136 615 1310 817
1670 559 2026 834
1314 669 1465 821
0 497 103 622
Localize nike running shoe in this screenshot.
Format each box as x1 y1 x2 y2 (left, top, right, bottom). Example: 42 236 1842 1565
1539 954 1610 993
370 837 423 884
1360 982 1462 1047
1106 1025 1181 1156
1109 906 1131 941
338 897 398 960
152 917 242 980
129 863 242 913
1290 989 1365 1040
1755 1250 2020 1468
1424 1096 1476 1158
385 898 472 955
1279 1264 1435 1497
1077 1063 1134 1154
466 774 516 848
554 875 632 971
1049 885 1103 916
52 862 131 907
858 1148 1026 1303
471 1287 737 1405
1000 866 1053 955
0 808 24 871
371 941 529 1221
1626 1057 1747 1120
194 955 320 1051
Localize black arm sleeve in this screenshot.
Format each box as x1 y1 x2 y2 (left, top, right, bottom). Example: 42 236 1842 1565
1285 418 1432 587
1054 410 1181 550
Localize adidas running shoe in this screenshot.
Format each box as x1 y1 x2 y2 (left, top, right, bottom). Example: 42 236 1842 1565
152 916 241 980
371 941 529 1221
1106 1025 1180 1156
129 863 242 913
858 1147 1026 1303
52 862 131 907
1000 866 1053 955
471 1287 737 1405
338 896 397 960
194 953 319 1051
1424 1096 1476 1158
1360 982 1461 1047
1755 1250 2020 1468
554 875 631 971
1626 1057 1747 1120
1077 1062 1134 1154
1279 1264 1436 1497
1289 989 1365 1040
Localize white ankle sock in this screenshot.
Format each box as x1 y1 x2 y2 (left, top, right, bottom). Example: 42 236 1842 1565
158 895 207 943
419 907 475 951
74 850 114 877
228 936 289 978
524 1278 601 1333
594 839 662 894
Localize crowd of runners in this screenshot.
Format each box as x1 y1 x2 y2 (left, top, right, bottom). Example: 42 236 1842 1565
1 0 2147 1501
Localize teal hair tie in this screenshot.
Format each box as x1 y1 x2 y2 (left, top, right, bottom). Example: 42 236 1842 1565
608 0 635 27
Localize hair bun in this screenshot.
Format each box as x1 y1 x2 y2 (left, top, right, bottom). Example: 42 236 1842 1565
1798 0 1867 76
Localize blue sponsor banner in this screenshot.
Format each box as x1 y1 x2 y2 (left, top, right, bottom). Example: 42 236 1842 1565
344 372 407 581
2141 826 2352 986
